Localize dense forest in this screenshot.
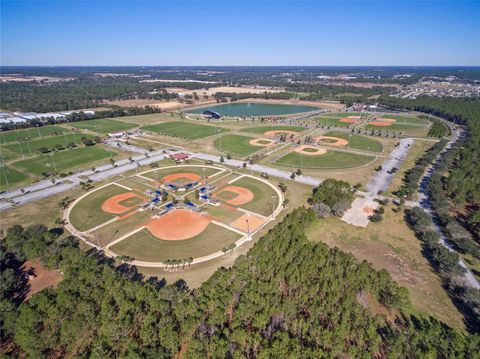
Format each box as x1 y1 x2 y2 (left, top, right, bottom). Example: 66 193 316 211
379 96 480 238
2 182 480 357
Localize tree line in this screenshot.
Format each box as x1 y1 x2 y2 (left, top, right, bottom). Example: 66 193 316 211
2 180 480 357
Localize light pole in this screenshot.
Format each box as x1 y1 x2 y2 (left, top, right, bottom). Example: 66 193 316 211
17 142 24 158
0 157 8 187
51 152 57 172
36 125 41 138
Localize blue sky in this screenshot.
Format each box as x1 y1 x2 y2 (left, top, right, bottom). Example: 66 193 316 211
1 1 479 66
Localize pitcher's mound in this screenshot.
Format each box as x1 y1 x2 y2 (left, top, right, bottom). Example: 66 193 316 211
102 192 146 214
315 136 349 147
214 185 254 206
294 145 327 155
146 209 211 241
249 138 275 147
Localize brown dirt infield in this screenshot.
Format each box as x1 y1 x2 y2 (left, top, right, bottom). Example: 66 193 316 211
315 136 349 147
249 138 275 147
214 185 254 206
340 116 361 123
146 209 211 241
230 213 265 233
264 130 298 138
102 192 147 215
162 172 202 185
294 145 327 156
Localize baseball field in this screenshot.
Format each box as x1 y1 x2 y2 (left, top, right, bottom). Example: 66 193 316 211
65 165 282 266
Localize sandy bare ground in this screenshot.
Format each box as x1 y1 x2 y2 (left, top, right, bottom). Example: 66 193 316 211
167 86 284 97
22 259 63 301
103 98 215 110
237 98 344 110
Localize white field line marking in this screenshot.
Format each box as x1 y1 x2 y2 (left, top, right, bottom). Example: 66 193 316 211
237 207 268 220
211 220 246 236
105 226 146 250
227 174 245 184
115 182 133 191
85 217 118 234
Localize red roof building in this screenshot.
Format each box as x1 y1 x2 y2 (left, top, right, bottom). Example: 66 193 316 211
171 153 189 161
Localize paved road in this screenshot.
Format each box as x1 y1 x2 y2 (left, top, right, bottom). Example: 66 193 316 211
342 138 414 227
416 129 480 289
0 145 172 211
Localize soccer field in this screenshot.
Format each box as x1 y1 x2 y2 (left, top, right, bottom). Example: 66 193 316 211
0 126 68 143
2 134 95 155
13 146 116 175
71 118 138 133
142 121 228 139
214 134 262 157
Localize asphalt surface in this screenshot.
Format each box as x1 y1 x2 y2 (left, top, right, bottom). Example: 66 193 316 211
342 138 414 227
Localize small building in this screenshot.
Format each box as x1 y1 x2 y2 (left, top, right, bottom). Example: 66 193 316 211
203 110 221 119
171 153 189 162
108 131 126 138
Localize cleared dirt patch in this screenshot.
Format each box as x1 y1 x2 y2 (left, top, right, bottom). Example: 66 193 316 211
146 209 211 240
215 185 254 206
22 259 63 301
230 213 265 233
315 136 349 147
294 145 327 155
102 192 146 215
162 172 202 185
264 130 298 138
249 138 275 147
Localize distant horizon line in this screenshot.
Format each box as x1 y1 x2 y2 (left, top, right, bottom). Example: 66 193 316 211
1 65 479 68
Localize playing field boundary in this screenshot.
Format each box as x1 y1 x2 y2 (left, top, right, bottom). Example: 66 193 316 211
65 171 284 267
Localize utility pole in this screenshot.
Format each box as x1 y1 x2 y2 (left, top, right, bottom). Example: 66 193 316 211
18 142 24 158
51 153 57 172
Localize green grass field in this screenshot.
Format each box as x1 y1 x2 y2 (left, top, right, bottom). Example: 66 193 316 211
142 121 228 139
111 224 241 261
213 134 262 157
13 146 116 175
240 125 304 135
276 149 375 169
2 134 95 155
374 115 427 125
70 118 138 133
320 112 363 119
228 176 278 216
365 115 428 131
316 117 352 127
0 166 29 190
69 184 129 231
324 131 383 152
0 126 68 143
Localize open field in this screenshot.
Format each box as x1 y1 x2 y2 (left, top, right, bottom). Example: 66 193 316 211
142 121 229 139
324 131 383 152
69 184 130 231
0 125 68 143
2 133 95 155
0 166 29 190
213 134 260 157
111 224 241 262
275 149 375 169
306 205 465 330
240 125 304 135
70 118 138 133
13 146 116 175
321 112 363 118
